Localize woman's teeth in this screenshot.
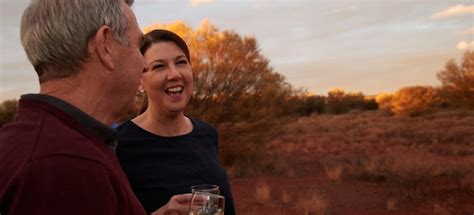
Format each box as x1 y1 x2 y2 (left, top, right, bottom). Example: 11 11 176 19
166 86 183 93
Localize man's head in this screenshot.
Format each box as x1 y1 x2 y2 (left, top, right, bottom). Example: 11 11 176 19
20 0 135 83
20 0 146 123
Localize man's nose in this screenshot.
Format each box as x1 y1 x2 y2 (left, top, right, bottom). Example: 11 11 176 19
142 59 149 73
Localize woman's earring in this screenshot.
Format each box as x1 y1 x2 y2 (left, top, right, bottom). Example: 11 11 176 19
136 89 145 98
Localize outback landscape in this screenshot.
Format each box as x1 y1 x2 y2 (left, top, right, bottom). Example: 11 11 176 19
228 110 474 214
1 21 473 215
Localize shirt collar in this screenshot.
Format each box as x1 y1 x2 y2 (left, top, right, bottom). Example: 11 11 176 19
21 94 118 151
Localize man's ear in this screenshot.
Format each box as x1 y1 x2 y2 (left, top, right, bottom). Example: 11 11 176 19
88 26 115 71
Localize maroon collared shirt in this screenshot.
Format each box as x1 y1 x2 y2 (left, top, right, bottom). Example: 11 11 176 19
0 94 146 215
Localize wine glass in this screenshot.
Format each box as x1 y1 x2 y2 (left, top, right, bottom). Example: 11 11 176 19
190 184 220 195
189 191 225 215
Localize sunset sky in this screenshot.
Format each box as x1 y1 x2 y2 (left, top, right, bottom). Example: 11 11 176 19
1 0 473 100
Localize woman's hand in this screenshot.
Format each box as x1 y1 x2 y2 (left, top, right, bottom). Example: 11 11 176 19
151 193 193 215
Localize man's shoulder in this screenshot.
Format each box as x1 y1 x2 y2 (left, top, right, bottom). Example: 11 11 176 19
0 108 111 164
0 110 117 204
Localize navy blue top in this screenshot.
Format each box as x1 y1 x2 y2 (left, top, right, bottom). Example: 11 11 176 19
116 119 235 214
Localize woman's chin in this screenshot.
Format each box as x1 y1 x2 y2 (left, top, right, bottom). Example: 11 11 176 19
165 106 186 115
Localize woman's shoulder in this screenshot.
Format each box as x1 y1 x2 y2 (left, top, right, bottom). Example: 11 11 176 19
116 120 144 138
116 120 134 131
189 118 217 133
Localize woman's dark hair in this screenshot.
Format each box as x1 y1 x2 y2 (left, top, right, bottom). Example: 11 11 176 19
140 29 190 62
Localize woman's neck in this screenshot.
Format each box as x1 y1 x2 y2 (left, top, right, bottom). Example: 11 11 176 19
133 108 192 137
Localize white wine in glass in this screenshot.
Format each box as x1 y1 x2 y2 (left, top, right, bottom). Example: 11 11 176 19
189 191 225 215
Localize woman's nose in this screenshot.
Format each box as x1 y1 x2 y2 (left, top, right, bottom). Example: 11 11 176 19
167 64 181 80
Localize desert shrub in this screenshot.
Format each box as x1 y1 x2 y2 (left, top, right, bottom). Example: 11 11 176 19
325 89 376 114
391 86 440 116
437 51 474 109
217 120 282 176
376 93 393 113
295 192 328 215
363 97 379 110
351 153 392 182
255 179 271 205
300 95 326 116
261 153 292 176
324 164 343 182
325 88 351 114
353 149 474 198
386 197 398 211
281 190 291 204
432 203 453 215
284 94 326 116
0 99 18 127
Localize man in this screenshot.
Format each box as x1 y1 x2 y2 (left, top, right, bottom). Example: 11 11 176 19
0 0 191 214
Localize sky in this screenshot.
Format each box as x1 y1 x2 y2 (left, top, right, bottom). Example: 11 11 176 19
0 0 473 101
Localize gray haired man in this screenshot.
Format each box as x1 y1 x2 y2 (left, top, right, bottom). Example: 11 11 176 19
0 0 191 214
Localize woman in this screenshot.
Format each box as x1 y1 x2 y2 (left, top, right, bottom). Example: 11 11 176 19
116 29 235 214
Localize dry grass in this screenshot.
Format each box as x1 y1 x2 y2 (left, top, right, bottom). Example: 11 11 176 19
225 165 237 179
281 190 291 204
324 164 343 182
386 197 398 211
261 109 474 208
295 192 328 215
432 203 453 215
269 110 474 155
255 180 271 205
228 109 474 213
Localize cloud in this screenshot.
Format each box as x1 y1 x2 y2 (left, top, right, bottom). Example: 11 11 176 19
459 27 474 36
431 4 474 19
456 41 474 50
189 0 214 6
326 5 358 15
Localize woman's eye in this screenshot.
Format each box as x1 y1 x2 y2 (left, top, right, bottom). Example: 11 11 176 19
153 64 165 70
177 60 188 65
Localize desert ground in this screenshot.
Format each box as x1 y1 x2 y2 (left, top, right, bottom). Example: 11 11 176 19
228 110 474 214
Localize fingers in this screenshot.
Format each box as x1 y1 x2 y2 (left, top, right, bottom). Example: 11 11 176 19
172 193 193 204
151 194 193 215
162 206 188 215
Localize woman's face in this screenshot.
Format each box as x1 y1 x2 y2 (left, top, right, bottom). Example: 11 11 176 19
142 41 193 116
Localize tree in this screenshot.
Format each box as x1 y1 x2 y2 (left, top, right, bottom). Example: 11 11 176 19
144 20 296 125
0 99 18 127
437 51 474 108
391 86 439 116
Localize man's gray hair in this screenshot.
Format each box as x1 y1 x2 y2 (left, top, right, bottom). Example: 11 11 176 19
21 0 135 83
